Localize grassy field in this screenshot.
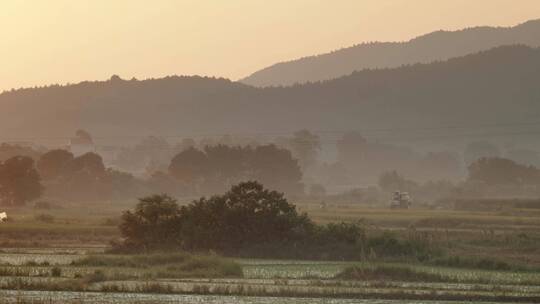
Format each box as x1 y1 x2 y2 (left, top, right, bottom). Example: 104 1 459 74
0 252 539 302
1 201 540 302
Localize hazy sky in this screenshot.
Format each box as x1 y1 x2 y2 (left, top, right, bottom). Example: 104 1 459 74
1 0 540 91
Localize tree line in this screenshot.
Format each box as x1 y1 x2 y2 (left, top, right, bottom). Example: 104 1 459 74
0 143 303 206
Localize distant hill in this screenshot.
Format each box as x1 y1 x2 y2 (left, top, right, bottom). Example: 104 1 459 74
240 19 540 87
1 46 539 148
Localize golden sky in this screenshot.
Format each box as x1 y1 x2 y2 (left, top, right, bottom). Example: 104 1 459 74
1 0 540 90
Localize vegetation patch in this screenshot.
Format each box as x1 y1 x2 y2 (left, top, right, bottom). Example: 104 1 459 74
429 255 530 271
71 253 243 278
334 265 448 282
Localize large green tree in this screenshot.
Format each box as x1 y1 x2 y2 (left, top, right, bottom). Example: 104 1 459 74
468 157 540 186
37 149 74 180
179 181 310 252
168 144 303 196
0 156 43 206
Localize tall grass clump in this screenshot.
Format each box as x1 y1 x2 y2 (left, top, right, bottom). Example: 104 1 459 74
429 256 527 271
334 265 449 282
71 252 243 278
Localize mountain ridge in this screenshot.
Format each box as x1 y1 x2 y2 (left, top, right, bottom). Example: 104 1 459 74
1 45 539 149
240 19 540 87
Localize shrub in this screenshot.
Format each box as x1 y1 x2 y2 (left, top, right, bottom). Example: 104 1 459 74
367 231 437 260
50 267 62 277
431 256 513 271
116 183 441 261
335 265 447 282
72 253 243 278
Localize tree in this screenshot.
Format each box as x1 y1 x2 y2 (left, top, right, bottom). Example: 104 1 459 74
37 149 74 180
58 152 108 201
104 168 144 200
0 143 42 162
117 182 366 259
179 181 310 252
0 156 43 206
168 144 304 196
248 145 304 195
68 152 106 177
168 147 209 185
119 194 182 250
468 157 540 185
203 145 246 192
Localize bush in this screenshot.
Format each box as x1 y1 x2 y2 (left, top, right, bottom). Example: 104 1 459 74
335 265 447 282
116 183 441 261
72 253 243 279
50 267 62 277
431 256 513 271
118 182 311 253
367 231 436 261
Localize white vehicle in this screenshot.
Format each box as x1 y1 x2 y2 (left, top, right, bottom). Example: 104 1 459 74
390 191 412 209
0 212 7 222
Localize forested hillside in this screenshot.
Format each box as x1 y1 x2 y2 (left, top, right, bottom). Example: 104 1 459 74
241 19 540 86
1 45 539 148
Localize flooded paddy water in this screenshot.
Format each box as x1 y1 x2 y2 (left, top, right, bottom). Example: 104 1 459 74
0 251 538 303
0 290 521 304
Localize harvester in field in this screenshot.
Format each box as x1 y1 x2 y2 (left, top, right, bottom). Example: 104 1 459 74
390 191 412 209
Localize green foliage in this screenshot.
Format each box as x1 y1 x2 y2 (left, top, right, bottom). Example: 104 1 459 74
50 266 62 277
118 182 442 261
73 253 190 267
236 222 367 260
38 149 143 202
36 149 74 180
468 157 540 185
430 256 515 271
367 231 436 261
119 194 182 251
335 265 447 282
112 178 463 262
71 252 243 278
169 145 303 195
179 181 310 252
0 156 43 206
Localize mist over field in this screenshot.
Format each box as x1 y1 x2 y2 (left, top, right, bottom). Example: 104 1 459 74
1 2 540 303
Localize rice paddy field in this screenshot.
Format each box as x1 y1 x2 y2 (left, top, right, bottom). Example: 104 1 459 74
1 201 539 303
